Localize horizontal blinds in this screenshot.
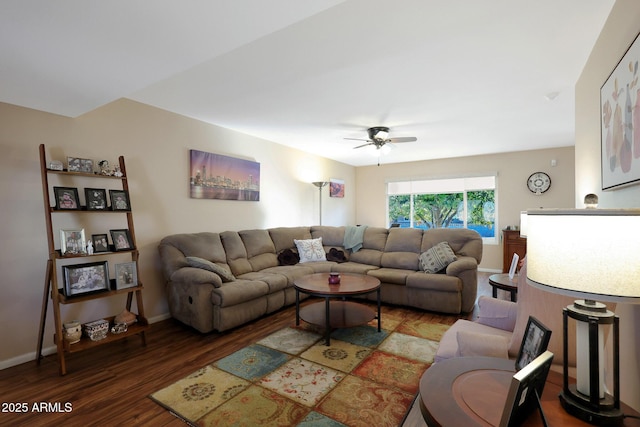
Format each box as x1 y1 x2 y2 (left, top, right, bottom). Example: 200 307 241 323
387 175 495 195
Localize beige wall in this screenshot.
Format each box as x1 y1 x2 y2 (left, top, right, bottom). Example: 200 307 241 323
0 99 356 368
355 147 575 271
575 0 640 411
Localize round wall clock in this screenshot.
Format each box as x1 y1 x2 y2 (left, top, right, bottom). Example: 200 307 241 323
527 172 551 194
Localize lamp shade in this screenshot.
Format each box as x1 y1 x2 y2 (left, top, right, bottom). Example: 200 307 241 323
526 208 640 303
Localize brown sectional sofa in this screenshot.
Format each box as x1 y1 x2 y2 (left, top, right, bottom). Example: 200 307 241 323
158 225 483 333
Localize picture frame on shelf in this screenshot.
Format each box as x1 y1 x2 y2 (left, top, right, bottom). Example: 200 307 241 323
85 188 107 210
115 261 137 290
515 316 552 371
110 229 133 251
53 186 80 210
60 229 87 256
109 189 131 211
67 157 94 173
91 234 109 253
62 261 110 298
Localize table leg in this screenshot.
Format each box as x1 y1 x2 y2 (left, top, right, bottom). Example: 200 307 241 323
295 289 300 326
377 288 381 332
511 290 517 302
492 286 498 298
325 297 331 345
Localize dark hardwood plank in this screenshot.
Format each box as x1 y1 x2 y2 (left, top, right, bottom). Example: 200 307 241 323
0 273 492 426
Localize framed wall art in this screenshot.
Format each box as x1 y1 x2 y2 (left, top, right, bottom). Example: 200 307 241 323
53 187 80 210
109 189 131 211
115 261 137 290
601 30 640 190
110 229 133 251
85 188 107 210
329 178 345 198
189 149 260 201
63 261 110 297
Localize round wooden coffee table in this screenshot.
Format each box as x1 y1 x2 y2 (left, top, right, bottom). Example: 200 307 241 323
294 272 381 345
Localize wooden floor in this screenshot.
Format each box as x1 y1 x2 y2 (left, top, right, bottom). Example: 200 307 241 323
0 272 494 426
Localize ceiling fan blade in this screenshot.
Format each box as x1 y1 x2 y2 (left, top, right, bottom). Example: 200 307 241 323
353 142 374 149
387 137 417 143
344 137 371 142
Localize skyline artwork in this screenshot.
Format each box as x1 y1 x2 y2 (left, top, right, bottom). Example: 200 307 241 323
189 149 260 201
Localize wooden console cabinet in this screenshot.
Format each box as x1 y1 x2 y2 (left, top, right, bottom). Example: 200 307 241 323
502 229 526 273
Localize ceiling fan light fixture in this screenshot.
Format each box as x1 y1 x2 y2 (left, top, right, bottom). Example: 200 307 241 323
375 129 389 140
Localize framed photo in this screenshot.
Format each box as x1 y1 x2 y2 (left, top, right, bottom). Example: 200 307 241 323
499 351 554 427
60 229 86 256
91 234 109 253
600 30 640 190
63 261 110 297
189 149 260 201
66 157 94 173
110 229 133 251
508 253 519 280
53 187 80 210
85 188 107 210
109 190 131 211
515 316 552 371
115 261 138 290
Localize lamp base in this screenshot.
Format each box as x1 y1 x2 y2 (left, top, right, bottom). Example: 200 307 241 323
559 391 624 426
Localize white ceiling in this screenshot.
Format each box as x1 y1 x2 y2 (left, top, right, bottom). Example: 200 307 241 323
1 0 615 166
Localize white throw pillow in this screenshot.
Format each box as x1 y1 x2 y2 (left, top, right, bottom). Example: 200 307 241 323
294 237 327 263
419 241 457 273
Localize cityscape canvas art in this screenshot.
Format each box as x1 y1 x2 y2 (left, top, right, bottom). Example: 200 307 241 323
190 149 260 201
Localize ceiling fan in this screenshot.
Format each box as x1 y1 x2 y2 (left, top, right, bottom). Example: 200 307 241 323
345 126 417 150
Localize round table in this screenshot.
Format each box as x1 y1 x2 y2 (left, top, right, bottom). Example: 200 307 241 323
489 273 518 302
294 272 381 345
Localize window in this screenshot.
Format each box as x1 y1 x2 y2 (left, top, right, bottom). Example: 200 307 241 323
387 175 496 243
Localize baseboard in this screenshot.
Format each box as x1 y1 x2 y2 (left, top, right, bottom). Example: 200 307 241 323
0 312 172 371
479 267 502 273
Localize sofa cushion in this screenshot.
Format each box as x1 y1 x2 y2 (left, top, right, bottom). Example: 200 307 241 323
475 295 517 331
269 227 312 252
456 330 509 358
294 237 327 263
419 242 457 273
186 256 236 282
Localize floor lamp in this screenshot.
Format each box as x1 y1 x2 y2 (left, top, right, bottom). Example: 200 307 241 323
312 181 328 225
526 208 640 426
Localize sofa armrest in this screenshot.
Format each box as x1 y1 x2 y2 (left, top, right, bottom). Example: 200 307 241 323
475 295 517 332
170 267 223 288
444 256 476 276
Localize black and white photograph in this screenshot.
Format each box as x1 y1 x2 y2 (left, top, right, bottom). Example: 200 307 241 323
60 229 86 256
515 316 552 371
109 189 131 211
85 188 107 210
53 186 80 210
63 261 110 297
115 261 137 290
91 234 109 253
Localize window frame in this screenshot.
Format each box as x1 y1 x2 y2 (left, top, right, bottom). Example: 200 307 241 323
386 174 498 244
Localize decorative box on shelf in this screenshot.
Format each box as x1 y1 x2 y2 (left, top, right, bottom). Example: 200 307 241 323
83 319 109 341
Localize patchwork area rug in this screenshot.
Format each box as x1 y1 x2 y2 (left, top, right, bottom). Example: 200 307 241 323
150 315 449 427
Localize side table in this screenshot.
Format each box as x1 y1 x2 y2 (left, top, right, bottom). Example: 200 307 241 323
489 273 518 302
419 357 640 426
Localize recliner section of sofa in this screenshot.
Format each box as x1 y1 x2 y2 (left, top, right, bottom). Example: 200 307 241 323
158 225 483 333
